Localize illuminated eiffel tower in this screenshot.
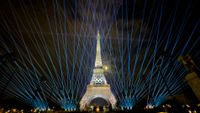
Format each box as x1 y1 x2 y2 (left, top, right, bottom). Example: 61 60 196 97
80 31 116 111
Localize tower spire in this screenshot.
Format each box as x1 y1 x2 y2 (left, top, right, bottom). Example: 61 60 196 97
95 31 103 67
90 31 107 85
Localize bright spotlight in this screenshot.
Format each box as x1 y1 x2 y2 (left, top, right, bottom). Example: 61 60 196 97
103 65 109 71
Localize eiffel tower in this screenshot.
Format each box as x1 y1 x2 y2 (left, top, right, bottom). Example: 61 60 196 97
80 31 117 111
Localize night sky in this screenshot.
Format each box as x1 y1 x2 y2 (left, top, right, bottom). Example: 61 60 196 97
0 0 199 109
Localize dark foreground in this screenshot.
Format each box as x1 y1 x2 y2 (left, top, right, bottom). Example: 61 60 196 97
0 108 199 113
